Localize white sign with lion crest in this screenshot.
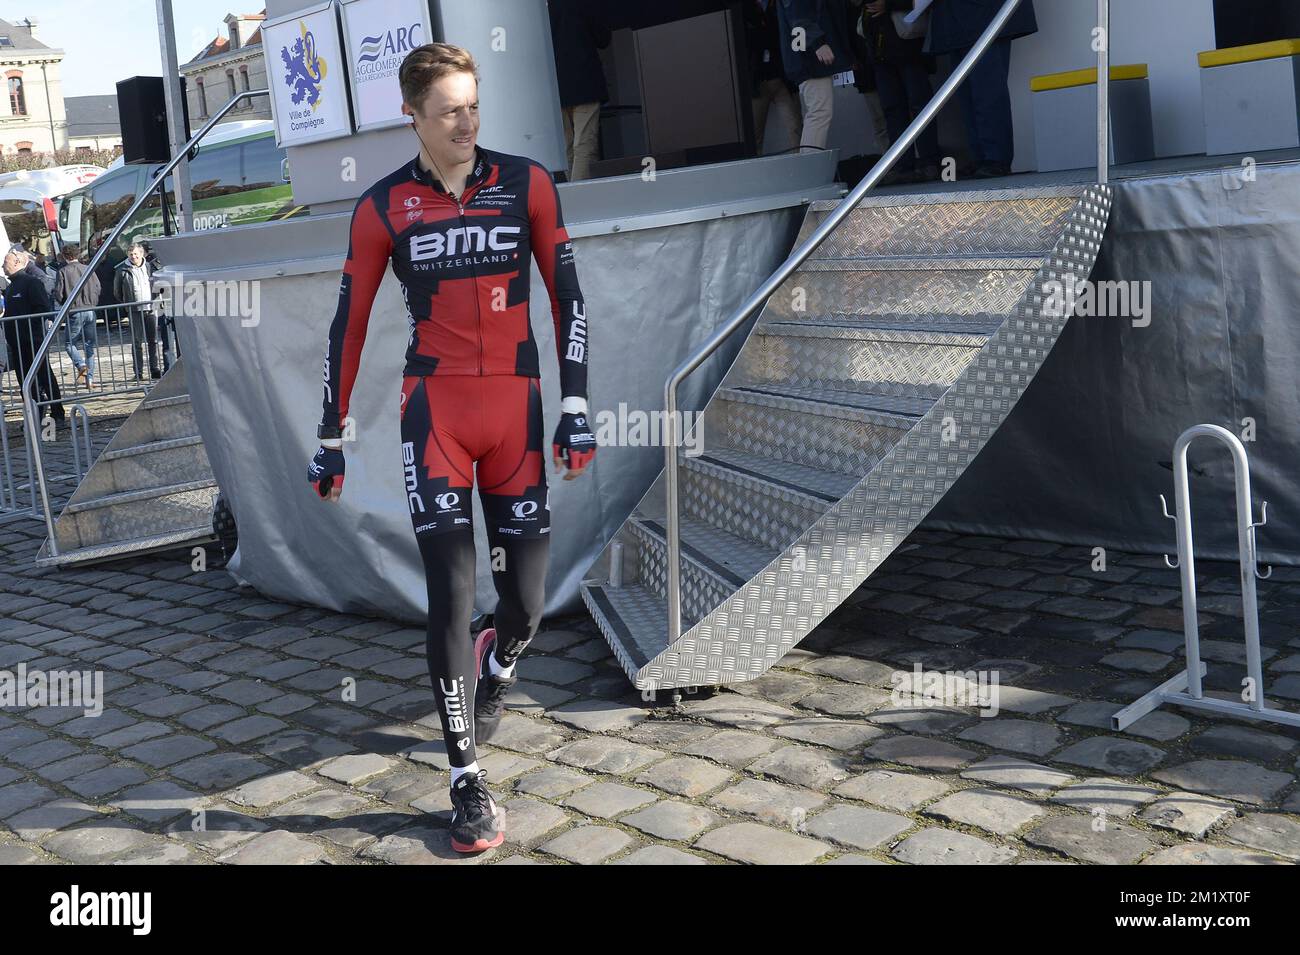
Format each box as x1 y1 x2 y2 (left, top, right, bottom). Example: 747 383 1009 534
264 2 354 146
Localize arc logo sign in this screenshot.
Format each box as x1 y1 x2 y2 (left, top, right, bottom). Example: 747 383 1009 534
342 0 433 132
264 2 353 146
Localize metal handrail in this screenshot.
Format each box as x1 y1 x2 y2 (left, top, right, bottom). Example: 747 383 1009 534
661 0 1113 643
1097 0 1110 184
22 88 269 557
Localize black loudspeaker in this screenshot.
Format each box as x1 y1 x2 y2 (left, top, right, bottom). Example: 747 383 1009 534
117 76 190 164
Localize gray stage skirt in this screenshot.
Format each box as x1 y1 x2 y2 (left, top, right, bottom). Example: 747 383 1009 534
930 161 1300 568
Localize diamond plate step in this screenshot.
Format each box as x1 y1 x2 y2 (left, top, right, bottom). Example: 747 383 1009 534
111 393 198 446
799 254 1045 272
74 434 209 499
765 268 1038 318
628 513 777 623
761 313 1006 336
679 447 846 551
584 581 671 677
36 526 219 568
710 384 923 476
737 323 987 401
799 188 1083 256
56 479 219 552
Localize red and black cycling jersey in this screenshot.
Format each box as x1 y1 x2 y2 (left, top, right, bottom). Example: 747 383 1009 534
320 146 588 432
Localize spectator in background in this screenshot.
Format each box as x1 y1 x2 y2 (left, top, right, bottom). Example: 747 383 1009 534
54 244 101 388
746 0 801 153
548 0 611 182
113 241 162 381
860 0 941 183
776 0 856 153
1 244 65 424
845 0 894 159
926 0 1037 178
32 251 57 295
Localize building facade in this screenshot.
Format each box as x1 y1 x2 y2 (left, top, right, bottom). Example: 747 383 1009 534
181 11 271 126
0 17 67 154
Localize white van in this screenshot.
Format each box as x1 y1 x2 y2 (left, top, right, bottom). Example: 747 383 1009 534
0 164 106 258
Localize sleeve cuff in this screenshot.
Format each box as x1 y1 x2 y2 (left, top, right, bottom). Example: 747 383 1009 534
561 396 589 415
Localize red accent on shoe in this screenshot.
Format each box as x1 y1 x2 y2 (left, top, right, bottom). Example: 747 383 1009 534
451 830 505 853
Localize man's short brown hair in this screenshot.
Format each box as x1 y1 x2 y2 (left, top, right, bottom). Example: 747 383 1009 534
399 42 480 112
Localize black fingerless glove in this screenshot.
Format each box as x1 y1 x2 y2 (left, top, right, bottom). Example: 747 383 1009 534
552 412 596 472
308 445 345 497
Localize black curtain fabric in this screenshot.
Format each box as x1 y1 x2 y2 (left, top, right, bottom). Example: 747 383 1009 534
605 0 736 32
1213 0 1300 49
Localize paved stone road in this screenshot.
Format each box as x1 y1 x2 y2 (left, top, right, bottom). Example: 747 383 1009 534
1 503 1298 863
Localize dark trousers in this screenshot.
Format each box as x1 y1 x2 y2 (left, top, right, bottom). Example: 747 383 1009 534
873 60 941 170
7 321 64 421
953 36 1014 165
127 306 160 378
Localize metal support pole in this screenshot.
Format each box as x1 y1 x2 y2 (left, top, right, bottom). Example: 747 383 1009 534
39 61 57 153
156 0 193 232
1097 0 1110 184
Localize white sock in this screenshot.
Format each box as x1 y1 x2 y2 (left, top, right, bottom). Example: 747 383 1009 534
450 761 480 786
488 652 515 679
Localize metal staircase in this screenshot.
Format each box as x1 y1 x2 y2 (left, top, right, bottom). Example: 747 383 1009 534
37 357 219 567
582 184 1113 689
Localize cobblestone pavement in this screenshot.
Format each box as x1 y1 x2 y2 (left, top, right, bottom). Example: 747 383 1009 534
1 507 1298 864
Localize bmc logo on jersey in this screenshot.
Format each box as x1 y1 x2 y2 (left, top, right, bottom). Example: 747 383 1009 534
409 225 521 261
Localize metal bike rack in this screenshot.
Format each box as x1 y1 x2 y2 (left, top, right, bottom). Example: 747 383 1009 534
1112 423 1297 730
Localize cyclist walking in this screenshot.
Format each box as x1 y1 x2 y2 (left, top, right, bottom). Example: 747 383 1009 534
308 43 596 853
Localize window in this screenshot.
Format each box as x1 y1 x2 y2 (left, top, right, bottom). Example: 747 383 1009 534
239 65 250 104
195 76 207 118
0 197 49 252
226 68 236 103
188 141 244 202
8 76 25 115
240 136 284 189
75 145 91 155
229 23 239 49
15 140 31 155
81 169 141 254
0 37 12 49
